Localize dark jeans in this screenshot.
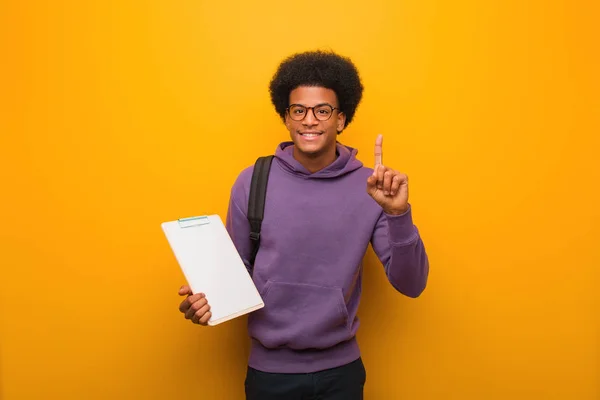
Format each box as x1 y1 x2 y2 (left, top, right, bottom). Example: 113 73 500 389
245 357 366 400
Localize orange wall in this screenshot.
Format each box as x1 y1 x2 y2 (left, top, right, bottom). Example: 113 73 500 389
1 1 598 399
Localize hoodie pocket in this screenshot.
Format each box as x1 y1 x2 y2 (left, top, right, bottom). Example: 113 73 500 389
249 280 352 350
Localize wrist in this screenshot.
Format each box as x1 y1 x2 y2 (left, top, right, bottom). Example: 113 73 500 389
384 205 409 216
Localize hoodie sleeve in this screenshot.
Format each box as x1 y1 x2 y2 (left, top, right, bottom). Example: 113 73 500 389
225 171 253 273
370 205 429 298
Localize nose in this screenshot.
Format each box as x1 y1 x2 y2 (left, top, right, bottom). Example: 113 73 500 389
302 109 318 127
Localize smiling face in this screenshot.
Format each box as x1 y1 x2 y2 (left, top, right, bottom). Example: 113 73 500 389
285 86 346 163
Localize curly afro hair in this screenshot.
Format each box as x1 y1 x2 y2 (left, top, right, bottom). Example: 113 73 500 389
269 50 364 130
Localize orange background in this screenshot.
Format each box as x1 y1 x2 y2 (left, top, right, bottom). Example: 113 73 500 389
1 1 598 399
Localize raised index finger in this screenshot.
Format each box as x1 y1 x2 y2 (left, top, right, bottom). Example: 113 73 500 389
374 134 383 166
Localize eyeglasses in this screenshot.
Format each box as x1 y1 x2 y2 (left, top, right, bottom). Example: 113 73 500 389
286 104 339 121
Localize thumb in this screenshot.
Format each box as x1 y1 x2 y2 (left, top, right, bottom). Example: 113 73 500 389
178 285 192 296
366 174 378 196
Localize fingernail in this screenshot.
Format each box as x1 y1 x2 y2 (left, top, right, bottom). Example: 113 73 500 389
384 191 389 195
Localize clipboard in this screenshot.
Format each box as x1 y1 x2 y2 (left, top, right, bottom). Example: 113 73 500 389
161 214 264 326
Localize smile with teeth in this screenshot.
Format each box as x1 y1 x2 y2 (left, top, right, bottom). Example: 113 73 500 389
300 132 322 137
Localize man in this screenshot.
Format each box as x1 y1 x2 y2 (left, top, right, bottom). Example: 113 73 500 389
178 50 429 399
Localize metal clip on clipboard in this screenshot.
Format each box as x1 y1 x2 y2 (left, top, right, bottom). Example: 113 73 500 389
177 216 210 228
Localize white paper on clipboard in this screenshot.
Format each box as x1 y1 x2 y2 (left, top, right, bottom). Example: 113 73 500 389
161 214 263 326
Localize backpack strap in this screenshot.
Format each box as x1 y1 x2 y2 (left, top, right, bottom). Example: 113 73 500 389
247 155 274 266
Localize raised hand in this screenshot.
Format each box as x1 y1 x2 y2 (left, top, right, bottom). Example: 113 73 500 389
366 134 409 215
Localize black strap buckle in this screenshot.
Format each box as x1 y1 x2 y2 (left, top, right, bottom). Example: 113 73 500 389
249 232 260 242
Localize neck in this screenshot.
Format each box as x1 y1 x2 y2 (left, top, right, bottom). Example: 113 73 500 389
293 146 338 173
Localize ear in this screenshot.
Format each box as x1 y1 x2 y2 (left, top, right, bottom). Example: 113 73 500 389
284 113 292 130
336 112 346 133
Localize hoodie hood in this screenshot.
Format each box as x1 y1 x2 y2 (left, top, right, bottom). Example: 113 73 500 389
274 141 363 179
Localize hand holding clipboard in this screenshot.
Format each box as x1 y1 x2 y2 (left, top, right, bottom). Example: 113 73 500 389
162 215 264 326
178 285 212 326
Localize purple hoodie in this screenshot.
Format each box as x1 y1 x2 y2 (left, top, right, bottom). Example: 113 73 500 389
226 141 429 373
